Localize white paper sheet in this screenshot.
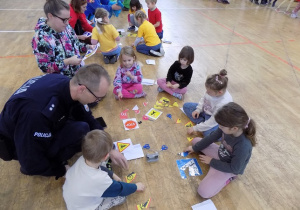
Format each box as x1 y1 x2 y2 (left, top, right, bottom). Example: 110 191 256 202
191 199 217 210
146 59 155 65
123 144 144 160
142 79 155 85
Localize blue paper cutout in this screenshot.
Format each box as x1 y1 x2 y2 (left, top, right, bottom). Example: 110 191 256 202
176 158 203 179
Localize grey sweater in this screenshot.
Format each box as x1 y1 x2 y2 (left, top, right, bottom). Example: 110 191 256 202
192 128 252 175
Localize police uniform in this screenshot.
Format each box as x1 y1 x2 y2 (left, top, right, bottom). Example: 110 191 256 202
0 74 103 177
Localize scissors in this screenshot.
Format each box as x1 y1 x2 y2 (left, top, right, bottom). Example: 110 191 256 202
143 144 150 149
161 145 168 151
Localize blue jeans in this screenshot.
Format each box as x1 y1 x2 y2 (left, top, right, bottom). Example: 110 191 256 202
136 43 161 55
183 102 218 137
157 30 163 39
102 45 121 57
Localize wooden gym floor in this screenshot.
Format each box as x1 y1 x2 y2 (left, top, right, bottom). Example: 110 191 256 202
1 0 300 209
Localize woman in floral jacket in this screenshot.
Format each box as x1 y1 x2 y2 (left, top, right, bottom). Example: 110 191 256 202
32 0 93 78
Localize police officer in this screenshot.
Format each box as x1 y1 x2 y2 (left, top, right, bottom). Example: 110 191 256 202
0 64 128 178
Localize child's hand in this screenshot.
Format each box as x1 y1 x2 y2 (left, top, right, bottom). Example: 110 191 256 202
199 155 212 165
87 44 96 50
171 84 180 89
187 127 194 135
136 182 145 192
112 173 122 182
65 55 82 66
166 82 172 88
118 92 123 99
185 146 194 154
125 71 133 78
192 111 200 119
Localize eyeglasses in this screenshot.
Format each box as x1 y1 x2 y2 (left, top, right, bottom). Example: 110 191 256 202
51 13 72 24
79 83 104 103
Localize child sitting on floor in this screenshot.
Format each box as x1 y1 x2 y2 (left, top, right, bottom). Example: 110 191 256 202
91 8 121 64
113 46 146 99
183 69 233 137
63 130 145 210
132 10 164 57
157 46 194 100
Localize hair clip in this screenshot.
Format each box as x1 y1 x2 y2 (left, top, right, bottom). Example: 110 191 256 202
95 18 103 23
215 75 223 84
244 118 251 129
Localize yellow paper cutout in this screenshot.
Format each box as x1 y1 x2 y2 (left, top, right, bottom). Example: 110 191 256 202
187 137 194 142
156 100 163 106
154 105 163 109
159 97 170 104
136 198 151 210
117 142 130 152
185 121 194 127
176 118 181 123
127 33 137 37
172 102 178 107
126 172 136 183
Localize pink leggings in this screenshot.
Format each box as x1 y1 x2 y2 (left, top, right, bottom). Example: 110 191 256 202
192 137 236 198
157 78 187 95
113 83 143 98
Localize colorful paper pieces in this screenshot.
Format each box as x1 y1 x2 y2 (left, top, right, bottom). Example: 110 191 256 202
123 118 139 130
191 199 217 210
82 43 99 60
120 109 129 119
114 139 144 160
142 115 149 120
154 105 163 109
176 158 203 179
126 172 137 183
135 110 141 114
145 108 162 120
136 198 151 210
117 142 130 152
143 102 148 106
159 97 170 104
127 32 137 37
185 121 194 127
176 118 181 124
172 102 179 107
166 114 172 119
132 105 139 111
187 137 194 142
178 151 189 157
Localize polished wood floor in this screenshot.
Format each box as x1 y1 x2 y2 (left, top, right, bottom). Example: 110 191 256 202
1 0 300 209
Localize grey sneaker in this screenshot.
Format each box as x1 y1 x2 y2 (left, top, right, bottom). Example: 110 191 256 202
157 86 164 92
159 47 165 56
150 50 163 57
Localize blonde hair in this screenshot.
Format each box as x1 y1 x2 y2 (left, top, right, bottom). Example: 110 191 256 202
119 46 137 67
82 130 113 163
94 8 109 34
134 10 147 22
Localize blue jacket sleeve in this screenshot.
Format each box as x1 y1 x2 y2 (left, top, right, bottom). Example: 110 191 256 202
100 166 113 178
102 180 137 197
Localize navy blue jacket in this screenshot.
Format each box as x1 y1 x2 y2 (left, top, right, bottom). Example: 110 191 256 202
0 74 102 177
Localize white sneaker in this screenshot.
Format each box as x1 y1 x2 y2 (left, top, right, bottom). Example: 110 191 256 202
291 12 298 18
150 50 163 57
159 47 165 56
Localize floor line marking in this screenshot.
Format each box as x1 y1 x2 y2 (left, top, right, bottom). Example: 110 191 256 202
194 9 300 71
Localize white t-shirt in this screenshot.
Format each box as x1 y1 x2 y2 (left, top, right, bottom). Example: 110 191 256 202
193 90 233 132
63 156 113 210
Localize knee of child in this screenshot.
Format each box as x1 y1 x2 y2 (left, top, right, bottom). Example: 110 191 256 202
191 137 201 146
197 184 214 199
